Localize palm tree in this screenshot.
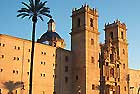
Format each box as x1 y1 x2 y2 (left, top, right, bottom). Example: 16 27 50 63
17 0 52 94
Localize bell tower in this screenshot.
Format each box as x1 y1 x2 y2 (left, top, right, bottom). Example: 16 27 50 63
71 4 100 94
104 20 128 94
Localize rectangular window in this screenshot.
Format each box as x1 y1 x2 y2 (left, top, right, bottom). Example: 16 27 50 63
91 39 94 45
121 31 124 39
65 76 68 83
123 64 125 69
3 44 5 47
13 70 15 73
65 56 68 62
0 69 3 72
91 57 94 63
1 55 4 58
92 84 95 90
65 66 68 72
90 18 93 27
0 89 2 93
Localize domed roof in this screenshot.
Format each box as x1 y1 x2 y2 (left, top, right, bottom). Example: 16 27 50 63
37 31 62 43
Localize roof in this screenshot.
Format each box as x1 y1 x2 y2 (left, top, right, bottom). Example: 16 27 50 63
37 31 62 43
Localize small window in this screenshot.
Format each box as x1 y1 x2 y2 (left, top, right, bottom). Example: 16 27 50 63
27 72 29 75
110 32 113 39
13 70 15 73
123 64 125 69
16 71 18 74
28 59 30 62
124 86 126 91
0 89 2 93
43 74 45 77
117 64 119 68
76 75 78 80
90 18 93 27
91 39 94 45
91 57 94 63
92 84 95 90
0 69 3 72
18 47 20 50
106 62 109 66
1 55 4 58
123 49 125 55
44 52 46 55
77 18 80 27
65 56 68 62
121 31 124 39
41 62 43 64
41 52 43 54
41 73 43 76
15 90 17 94
65 76 68 83
53 75 56 78
65 66 68 72
28 49 31 52
17 57 20 61
3 44 5 47
14 46 16 49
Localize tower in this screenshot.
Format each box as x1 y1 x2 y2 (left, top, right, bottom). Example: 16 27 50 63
71 5 100 94
104 20 128 94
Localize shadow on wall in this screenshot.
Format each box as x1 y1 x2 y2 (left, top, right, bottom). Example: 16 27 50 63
2 81 24 94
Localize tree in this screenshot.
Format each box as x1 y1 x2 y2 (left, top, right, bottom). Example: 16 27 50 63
17 0 52 94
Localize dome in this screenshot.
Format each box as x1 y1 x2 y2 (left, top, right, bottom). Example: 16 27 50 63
37 31 62 43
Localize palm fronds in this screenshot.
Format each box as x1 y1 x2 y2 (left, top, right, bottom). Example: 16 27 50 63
17 0 52 21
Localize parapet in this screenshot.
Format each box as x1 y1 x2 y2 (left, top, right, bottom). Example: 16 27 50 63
105 19 127 30
72 4 98 17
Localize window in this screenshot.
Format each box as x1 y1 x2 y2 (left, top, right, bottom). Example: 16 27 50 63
18 47 20 50
65 66 68 72
15 90 17 94
0 89 2 93
17 57 20 61
3 44 5 47
110 68 114 78
27 72 29 75
28 49 31 52
124 86 126 91
16 71 18 74
13 57 16 60
1 55 4 58
90 18 93 27
123 49 125 55
28 59 30 62
0 69 3 72
110 32 113 39
76 75 78 80
91 57 94 63
65 56 68 62
53 75 56 78
92 84 95 90
13 70 15 73
91 39 94 45
123 64 125 69
117 64 119 68
65 76 68 83
77 18 80 27
0 43 1 46
106 62 109 66
121 31 124 39
43 74 45 77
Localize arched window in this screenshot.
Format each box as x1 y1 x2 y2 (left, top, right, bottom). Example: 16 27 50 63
110 32 113 39
77 18 80 27
90 18 93 27
121 31 124 39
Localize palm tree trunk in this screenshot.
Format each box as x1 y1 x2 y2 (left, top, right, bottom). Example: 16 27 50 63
29 21 36 94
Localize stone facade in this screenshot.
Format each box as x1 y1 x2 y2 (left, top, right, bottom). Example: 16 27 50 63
0 4 137 94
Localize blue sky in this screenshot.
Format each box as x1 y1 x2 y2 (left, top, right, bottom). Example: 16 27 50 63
0 0 140 69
